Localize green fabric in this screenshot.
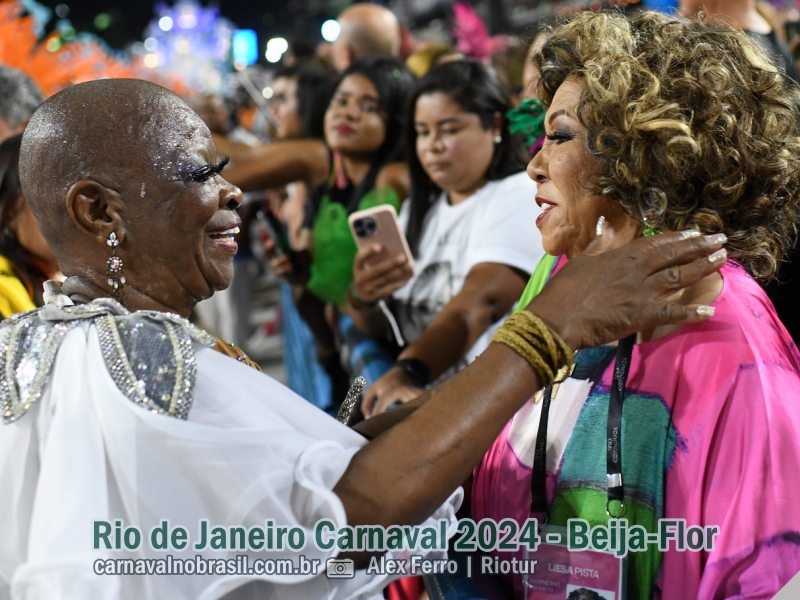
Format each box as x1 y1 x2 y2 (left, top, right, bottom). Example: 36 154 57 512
513 254 558 313
307 187 401 307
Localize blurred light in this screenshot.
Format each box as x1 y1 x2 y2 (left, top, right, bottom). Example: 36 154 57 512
321 19 340 42
265 49 282 63
177 6 198 29
158 16 173 31
46 37 62 52
143 37 158 52
267 37 288 54
175 38 191 54
262 86 274 99
265 36 288 63
143 53 160 68
61 25 76 41
54 3 69 18
94 12 112 30
232 29 258 66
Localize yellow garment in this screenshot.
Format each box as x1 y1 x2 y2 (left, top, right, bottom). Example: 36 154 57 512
0 255 35 319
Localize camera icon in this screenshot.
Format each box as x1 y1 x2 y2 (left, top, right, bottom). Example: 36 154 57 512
326 558 355 579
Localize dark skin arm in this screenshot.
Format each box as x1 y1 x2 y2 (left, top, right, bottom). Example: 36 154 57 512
222 138 330 192
351 395 427 439
334 230 727 537
211 134 259 164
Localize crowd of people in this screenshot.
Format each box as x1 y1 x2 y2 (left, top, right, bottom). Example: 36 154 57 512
0 1 799 599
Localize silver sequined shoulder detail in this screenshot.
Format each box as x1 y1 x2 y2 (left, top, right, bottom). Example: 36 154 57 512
1 310 74 424
1 300 216 424
94 313 204 419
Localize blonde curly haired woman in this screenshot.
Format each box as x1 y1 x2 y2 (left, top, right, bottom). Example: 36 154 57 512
470 10 800 599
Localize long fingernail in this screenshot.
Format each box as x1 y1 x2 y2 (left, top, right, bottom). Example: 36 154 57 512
595 215 606 237
696 305 715 317
706 233 727 245
679 230 701 239
708 248 727 263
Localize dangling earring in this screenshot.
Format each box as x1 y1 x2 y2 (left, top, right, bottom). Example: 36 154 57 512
106 231 126 302
642 214 661 237
494 134 503 144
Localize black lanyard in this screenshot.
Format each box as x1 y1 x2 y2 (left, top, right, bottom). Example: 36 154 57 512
530 336 636 520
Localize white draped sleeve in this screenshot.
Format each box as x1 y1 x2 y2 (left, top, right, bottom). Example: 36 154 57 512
0 323 462 600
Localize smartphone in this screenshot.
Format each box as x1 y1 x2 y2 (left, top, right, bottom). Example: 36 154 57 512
348 205 415 270
256 208 293 258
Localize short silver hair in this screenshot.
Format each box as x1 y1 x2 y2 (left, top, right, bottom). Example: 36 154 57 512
0 66 43 130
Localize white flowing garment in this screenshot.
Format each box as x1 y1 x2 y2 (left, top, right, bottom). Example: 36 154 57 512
0 302 461 599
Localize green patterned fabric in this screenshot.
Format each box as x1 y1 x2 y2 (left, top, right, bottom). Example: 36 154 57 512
307 187 401 307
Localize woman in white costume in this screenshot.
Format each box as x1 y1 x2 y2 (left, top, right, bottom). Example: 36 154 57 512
0 78 726 599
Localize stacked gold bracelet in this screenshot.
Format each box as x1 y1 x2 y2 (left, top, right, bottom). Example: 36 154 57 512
491 311 573 386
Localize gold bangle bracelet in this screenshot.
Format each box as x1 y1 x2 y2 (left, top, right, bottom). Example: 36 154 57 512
491 311 573 386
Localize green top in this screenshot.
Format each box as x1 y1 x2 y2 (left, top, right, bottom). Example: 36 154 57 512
307 187 401 307
514 254 559 313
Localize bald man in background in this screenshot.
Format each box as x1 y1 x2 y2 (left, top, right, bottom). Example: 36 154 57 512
331 3 401 71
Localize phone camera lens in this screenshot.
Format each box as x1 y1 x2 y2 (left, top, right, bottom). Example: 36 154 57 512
354 217 376 238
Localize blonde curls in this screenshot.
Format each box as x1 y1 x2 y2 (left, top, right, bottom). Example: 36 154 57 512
535 10 800 280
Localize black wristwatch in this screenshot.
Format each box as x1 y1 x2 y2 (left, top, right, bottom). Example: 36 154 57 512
394 358 431 387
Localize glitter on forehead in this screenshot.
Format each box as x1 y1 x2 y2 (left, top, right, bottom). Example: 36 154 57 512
137 98 213 180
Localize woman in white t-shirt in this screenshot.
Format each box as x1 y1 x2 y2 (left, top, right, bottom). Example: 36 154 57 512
348 59 545 416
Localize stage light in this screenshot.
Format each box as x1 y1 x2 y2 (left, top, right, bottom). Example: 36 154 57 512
232 29 258 66
265 37 288 63
321 19 340 42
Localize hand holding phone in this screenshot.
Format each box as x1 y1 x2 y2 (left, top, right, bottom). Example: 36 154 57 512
349 205 415 304
256 208 309 284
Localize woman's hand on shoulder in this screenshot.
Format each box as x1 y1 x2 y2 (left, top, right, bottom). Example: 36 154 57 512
361 367 425 418
351 244 413 306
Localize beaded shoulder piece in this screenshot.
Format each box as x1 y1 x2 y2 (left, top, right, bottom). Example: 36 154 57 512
1 289 215 425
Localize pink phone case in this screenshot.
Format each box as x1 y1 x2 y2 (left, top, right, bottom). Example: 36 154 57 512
348 205 415 270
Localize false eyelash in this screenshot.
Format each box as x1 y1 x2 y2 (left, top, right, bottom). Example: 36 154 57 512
545 131 575 143
187 156 230 183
